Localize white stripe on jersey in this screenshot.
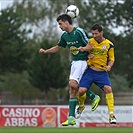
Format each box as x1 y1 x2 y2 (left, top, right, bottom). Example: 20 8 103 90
76 27 89 44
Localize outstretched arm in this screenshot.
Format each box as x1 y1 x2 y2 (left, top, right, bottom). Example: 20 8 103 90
39 45 62 54
78 43 92 52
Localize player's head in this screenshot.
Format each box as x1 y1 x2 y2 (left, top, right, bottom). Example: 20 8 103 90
91 23 103 32
56 14 72 31
91 23 103 42
57 14 72 24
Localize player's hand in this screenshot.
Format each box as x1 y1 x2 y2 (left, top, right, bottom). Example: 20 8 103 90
78 46 85 52
106 65 111 71
39 48 46 54
88 54 94 59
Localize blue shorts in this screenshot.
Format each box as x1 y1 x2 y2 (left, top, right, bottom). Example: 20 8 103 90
78 67 111 90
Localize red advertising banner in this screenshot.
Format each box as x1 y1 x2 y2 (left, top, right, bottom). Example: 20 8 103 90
0 105 133 127
0 106 58 127
60 107 69 125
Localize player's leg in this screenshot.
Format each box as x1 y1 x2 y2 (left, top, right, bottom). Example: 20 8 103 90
77 87 88 117
76 90 100 118
62 79 78 126
103 86 116 124
74 61 100 118
78 90 100 108
86 90 100 111
75 93 86 119
95 71 116 124
77 92 86 106
62 61 81 125
66 61 86 119
76 66 100 118
62 96 77 126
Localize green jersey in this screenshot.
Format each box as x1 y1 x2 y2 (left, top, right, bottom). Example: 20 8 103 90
57 27 89 61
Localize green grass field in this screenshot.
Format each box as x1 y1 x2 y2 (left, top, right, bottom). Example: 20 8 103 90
0 127 133 133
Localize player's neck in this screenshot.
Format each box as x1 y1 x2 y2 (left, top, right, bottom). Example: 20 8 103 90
97 37 105 43
67 25 74 33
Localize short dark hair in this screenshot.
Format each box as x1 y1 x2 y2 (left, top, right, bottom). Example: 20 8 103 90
91 23 103 32
56 14 72 25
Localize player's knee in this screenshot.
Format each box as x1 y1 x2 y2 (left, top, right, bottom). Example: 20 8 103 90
69 89 77 97
69 80 78 89
103 85 112 93
78 88 86 96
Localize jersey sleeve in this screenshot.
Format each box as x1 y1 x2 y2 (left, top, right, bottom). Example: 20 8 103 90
57 34 67 48
108 44 115 61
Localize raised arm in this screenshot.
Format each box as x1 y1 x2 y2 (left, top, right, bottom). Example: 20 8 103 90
39 45 62 54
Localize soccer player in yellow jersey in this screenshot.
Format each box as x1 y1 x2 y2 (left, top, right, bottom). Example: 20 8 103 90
78 23 116 124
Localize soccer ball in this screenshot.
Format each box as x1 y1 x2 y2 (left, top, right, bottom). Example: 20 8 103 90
65 5 79 19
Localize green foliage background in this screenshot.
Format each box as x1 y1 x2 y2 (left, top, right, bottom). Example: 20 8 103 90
0 0 132 104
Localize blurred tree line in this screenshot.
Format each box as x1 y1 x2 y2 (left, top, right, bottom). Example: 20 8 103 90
0 0 132 105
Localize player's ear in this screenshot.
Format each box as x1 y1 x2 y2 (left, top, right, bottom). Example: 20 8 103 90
101 31 104 35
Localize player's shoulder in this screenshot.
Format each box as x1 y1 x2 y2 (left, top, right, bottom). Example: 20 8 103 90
76 27 88 37
61 31 67 38
105 39 114 46
62 31 67 35
89 38 95 42
76 27 85 33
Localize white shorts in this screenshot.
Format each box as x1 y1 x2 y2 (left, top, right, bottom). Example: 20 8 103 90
69 60 87 83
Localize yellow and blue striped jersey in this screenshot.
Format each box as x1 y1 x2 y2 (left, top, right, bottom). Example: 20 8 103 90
87 38 115 71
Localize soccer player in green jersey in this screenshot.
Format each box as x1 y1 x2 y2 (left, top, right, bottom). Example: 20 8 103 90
39 14 100 126
78 23 116 124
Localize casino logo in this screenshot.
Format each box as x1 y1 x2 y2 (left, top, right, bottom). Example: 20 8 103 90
41 107 56 127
